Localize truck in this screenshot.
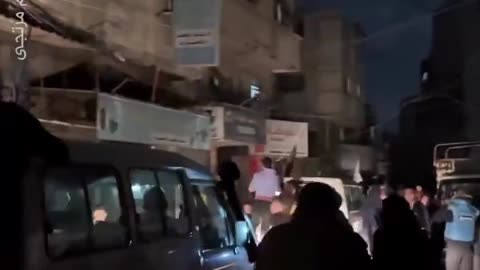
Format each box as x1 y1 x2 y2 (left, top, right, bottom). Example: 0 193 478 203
434 141 480 204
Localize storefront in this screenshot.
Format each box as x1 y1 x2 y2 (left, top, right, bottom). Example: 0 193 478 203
197 104 266 202
96 93 211 165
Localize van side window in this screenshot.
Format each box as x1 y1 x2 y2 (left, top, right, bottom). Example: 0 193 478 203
44 166 127 258
192 185 233 249
130 169 188 241
345 186 364 212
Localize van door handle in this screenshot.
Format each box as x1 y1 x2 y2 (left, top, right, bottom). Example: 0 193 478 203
232 246 239 255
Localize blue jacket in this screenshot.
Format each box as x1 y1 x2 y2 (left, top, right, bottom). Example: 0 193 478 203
445 198 479 243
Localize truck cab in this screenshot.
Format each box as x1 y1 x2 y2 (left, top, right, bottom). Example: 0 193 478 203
434 142 480 205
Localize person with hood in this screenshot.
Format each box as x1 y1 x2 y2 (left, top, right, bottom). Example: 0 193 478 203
217 158 242 219
372 194 432 270
256 182 371 270
359 184 385 254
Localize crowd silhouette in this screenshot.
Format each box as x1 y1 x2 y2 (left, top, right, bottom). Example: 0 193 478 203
253 180 478 270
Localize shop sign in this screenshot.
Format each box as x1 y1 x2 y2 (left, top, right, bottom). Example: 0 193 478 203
265 120 308 157
174 0 221 66
198 105 265 145
97 93 210 150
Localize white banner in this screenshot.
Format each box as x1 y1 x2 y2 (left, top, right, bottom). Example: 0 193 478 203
97 94 210 150
174 0 221 66
265 120 308 157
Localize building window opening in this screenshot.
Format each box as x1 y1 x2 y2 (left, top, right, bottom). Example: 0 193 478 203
274 2 283 24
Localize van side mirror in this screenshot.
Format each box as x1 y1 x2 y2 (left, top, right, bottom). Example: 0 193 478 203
235 221 249 246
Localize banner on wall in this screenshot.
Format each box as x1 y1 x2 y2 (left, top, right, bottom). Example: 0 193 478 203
97 93 210 150
197 105 266 145
265 120 308 157
173 0 222 66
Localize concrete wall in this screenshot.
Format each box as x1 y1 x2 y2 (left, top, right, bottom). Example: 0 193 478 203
303 11 365 129
337 144 376 172
34 0 301 98
220 0 301 98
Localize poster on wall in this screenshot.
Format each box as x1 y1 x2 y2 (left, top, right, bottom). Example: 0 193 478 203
97 93 211 150
173 0 221 66
197 105 266 145
265 120 308 157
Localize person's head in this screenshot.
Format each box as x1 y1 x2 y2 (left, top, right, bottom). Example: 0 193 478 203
261 157 273 169
454 188 472 200
93 206 108 224
243 204 252 215
380 194 419 230
421 193 431 206
293 182 342 221
284 181 300 197
403 187 417 206
270 197 286 214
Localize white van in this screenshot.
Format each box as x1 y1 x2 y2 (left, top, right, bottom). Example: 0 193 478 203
284 177 365 233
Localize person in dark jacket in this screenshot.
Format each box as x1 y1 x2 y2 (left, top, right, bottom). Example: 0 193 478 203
256 182 371 270
373 194 433 270
217 158 242 219
404 186 431 233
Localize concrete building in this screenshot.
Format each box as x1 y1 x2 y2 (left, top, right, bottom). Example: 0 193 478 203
426 0 480 139
303 10 365 129
272 10 375 179
0 0 301 103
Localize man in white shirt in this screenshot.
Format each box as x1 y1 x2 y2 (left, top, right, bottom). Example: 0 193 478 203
248 157 281 235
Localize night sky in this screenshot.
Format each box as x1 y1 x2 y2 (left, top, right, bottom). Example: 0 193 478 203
300 0 444 131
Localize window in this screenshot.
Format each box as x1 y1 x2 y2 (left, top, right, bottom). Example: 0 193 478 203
345 186 364 212
192 185 233 249
346 77 352 94
130 169 188 241
166 0 173 11
274 2 283 24
44 166 127 258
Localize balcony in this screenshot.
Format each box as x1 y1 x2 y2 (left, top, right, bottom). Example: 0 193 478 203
220 0 301 81
24 0 200 79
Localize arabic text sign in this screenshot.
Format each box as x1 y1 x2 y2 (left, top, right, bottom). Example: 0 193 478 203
265 120 308 157
173 0 221 66
224 106 266 145
97 93 210 150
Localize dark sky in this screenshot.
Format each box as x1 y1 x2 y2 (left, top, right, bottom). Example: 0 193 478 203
300 0 444 131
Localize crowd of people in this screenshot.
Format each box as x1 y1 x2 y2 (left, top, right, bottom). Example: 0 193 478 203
218 155 480 270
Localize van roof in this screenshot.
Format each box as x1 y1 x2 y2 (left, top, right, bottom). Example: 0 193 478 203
66 140 213 181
